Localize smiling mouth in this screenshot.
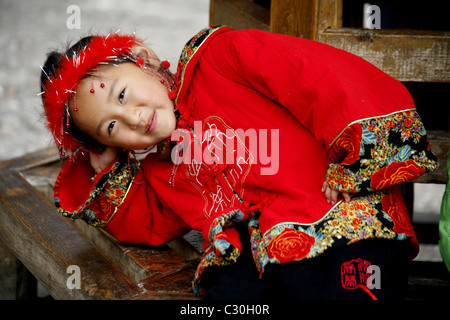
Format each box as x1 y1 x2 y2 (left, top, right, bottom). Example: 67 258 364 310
145 112 157 134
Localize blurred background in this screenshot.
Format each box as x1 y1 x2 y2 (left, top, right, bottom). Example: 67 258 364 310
0 0 209 161
0 0 444 266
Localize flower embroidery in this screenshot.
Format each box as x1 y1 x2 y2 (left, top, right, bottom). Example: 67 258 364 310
249 191 402 274
329 124 362 165
268 229 315 263
192 110 435 294
247 110 436 276
381 193 413 237
371 160 425 191
327 110 438 193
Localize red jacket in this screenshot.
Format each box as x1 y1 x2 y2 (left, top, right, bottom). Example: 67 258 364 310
55 27 438 294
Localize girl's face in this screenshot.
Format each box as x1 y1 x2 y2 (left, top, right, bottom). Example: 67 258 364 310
71 62 176 150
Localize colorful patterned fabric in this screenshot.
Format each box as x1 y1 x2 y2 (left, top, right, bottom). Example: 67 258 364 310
55 151 139 228
327 109 438 193
192 109 437 294
192 209 246 296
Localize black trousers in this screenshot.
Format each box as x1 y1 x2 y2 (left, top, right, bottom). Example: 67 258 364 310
201 224 409 300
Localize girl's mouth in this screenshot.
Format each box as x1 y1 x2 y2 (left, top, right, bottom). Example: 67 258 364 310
145 112 157 134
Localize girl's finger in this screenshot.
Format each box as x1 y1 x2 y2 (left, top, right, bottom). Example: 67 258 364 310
330 189 339 204
321 181 328 192
342 192 351 202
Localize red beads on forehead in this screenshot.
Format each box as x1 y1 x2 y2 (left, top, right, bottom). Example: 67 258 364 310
89 67 105 93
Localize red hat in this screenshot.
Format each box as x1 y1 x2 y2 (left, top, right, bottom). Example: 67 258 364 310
41 33 139 156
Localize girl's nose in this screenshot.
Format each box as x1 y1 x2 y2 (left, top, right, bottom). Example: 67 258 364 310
124 107 141 129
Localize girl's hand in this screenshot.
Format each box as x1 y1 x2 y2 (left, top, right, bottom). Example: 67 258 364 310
321 181 351 204
90 146 120 174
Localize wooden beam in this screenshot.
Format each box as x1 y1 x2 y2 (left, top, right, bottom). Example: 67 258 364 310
270 0 342 40
0 168 142 299
210 0 270 31
319 28 450 82
414 130 450 184
210 0 448 82
0 242 37 299
270 0 318 39
0 147 200 300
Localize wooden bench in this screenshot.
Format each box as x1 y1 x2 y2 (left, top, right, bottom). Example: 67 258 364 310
1 140 449 300
0 147 201 300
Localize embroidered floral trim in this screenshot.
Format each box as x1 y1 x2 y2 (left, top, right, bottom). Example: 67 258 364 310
176 25 227 102
249 190 414 274
193 110 435 295
56 153 139 228
327 110 438 193
246 110 436 275
192 209 249 296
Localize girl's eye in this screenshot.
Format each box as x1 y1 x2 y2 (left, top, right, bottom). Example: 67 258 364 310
119 89 125 103
108 121 116 135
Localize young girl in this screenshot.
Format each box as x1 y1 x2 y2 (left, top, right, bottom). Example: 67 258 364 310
41 26 438 300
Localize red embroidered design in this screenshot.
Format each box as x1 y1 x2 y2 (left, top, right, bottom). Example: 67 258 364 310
182 116 253 218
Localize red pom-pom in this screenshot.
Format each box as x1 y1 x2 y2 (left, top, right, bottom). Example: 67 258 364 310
90 88 95 93
161 60 170 69
136 58 145 67
168 90 177 100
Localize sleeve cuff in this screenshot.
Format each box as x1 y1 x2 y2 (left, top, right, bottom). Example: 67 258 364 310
54 151 139 228
327 109 439 193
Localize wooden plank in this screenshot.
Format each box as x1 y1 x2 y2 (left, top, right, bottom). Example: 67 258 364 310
9 148 201 299
210 0 449 82
0 146 60 172
270 0 342 40
0 168 142 299
270 0 319 39
210 0 269 31
0 241 37 300
317 0 342 36
414 130 450 184
318 28 450 82
66 218 200 286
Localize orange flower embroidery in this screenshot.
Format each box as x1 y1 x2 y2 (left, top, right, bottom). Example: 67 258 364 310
268 229 315 263
371 160 425 191
329 124 362 165
381 194 413 236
